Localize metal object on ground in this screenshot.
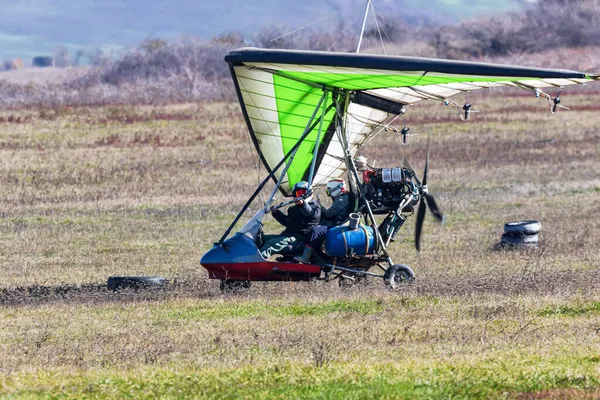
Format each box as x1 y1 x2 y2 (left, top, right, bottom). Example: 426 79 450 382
107 276 167 291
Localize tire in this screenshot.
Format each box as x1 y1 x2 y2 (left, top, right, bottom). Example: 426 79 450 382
504 220 541 236
220 279 251 292
500 233 539 247
107 276 167 291
384 264 415 290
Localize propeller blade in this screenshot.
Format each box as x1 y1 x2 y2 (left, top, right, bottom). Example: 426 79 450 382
415 198 427 252
422 136 430 187
401 157 414 171
424 193 444 222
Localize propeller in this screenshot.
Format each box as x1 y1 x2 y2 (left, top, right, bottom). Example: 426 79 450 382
414 137 444 252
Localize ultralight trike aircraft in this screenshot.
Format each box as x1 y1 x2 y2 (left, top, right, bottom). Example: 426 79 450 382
200 46 599 291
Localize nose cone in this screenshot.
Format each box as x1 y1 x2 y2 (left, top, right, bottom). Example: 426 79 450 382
200 233 266 281
199 244 220 266
200 233 265 268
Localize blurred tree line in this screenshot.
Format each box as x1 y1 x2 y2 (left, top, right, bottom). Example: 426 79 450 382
1 0 599 108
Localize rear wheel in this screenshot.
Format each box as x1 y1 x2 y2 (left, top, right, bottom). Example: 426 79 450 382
219 279 251 292
384 264 415 290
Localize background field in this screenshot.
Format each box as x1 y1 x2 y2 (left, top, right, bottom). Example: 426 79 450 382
1 88 600 398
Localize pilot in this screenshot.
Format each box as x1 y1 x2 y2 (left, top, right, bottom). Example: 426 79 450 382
294 179 353 263
260 181 321 259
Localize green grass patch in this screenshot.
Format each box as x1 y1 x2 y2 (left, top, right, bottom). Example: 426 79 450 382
161 299 385 321
539 302 600 317
4 355 600 399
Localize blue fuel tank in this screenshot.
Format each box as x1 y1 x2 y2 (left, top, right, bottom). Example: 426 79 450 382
324 225 375 257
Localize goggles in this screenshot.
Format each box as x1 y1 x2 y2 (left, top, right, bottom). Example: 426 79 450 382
326 183 342 196
293 188 308 198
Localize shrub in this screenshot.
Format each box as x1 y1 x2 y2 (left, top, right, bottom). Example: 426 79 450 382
0 38 237 109
428 0 600 58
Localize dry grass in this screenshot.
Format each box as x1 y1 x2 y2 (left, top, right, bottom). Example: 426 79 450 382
1 89 600 397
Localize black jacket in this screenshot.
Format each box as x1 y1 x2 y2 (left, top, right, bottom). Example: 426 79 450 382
321 192 352 228
272 200 321 236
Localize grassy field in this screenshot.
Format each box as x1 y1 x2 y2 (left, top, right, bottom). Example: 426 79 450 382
1 90 600 398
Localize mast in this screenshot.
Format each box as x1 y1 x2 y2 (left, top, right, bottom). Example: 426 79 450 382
356 0 371 53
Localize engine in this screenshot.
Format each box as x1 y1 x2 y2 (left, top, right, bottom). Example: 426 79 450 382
361 167 419 214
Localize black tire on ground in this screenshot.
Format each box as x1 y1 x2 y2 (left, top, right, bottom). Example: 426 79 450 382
219 279 252 292
383 264 415 290
107 276 167 291
500 233 539 247
504 220 541 235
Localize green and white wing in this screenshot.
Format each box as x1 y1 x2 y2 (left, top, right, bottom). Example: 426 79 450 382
226 48 599 195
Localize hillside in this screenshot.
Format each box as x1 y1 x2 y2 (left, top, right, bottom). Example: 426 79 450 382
0 0 525 62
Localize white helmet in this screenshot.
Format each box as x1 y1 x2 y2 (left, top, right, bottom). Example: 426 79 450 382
326 179 346 198
355 156 368 170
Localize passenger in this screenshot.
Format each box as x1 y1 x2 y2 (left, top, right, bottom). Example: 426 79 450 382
354 155 369 172
294 179 353 263
260 181 321 259
321 179 352 228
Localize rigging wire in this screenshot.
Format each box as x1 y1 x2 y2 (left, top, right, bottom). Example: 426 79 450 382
347 111 388 128
369 2 387 55
370 2 401 56
269 13 336 43
348 111 402 141
395 73 427 112
327 27 350 51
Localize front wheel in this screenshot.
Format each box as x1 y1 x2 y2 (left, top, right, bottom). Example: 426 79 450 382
383 264 415 290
